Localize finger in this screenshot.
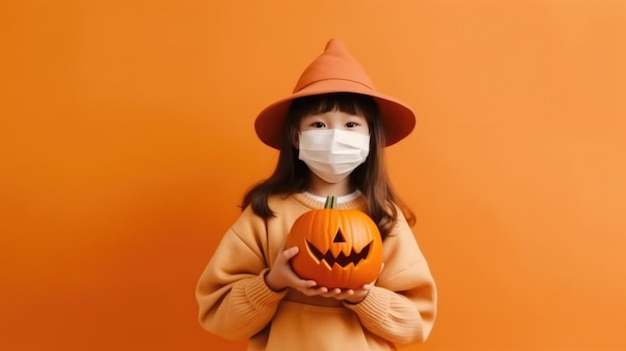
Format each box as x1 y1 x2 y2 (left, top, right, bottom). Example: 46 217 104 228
321 288 344 298
300 286 328 296
297 279 317 289
282 246 299 260
362 281 376 289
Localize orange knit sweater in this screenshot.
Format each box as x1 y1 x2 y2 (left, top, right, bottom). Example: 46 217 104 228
196 193 437 351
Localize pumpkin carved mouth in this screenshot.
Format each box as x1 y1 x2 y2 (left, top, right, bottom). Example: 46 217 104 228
306 237 372 268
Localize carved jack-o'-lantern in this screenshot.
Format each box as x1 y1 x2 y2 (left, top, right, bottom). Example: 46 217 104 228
286 196 383 289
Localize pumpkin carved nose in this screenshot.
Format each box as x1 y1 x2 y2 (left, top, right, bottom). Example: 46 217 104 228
333 230 346 243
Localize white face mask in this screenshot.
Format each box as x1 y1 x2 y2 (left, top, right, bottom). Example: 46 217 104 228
298 129 370 183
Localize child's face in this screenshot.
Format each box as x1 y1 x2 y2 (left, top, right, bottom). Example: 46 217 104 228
298 110 370 136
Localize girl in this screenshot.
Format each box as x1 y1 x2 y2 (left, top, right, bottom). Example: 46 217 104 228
196 38 437 351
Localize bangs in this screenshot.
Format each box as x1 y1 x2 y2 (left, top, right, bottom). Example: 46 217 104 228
288 92 378 121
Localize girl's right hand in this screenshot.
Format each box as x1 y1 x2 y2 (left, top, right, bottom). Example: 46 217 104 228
265 246 329 296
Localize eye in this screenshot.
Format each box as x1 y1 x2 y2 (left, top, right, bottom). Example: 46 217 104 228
310 121 326 128
346 121 360 128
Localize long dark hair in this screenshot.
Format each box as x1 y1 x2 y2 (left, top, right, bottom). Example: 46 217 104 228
241 92 415 239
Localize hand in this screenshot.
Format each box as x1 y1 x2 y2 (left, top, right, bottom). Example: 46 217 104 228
321 263 384 304
265 246 327 295
319 281 376 304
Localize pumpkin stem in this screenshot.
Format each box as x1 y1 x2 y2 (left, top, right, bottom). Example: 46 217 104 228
324 195 337 209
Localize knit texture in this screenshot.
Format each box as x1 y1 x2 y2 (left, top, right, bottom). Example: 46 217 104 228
196 193 437 350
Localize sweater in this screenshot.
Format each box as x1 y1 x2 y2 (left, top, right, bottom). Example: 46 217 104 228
195 193 437 351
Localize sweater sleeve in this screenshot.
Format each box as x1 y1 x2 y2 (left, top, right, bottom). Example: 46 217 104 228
195 207 287 341
343 211 437 345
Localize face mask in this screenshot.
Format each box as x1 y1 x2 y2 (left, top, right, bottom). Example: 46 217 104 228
298 129 370 183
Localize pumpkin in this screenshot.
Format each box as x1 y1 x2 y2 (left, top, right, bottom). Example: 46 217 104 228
285 195 383 289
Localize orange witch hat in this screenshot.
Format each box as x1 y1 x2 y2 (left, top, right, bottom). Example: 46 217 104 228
255 38 416 149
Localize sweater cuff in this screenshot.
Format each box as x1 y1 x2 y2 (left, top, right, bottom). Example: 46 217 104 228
245 268 288 308
342 286 390 322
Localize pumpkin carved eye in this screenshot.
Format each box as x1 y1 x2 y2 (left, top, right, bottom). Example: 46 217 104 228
286 196 383 289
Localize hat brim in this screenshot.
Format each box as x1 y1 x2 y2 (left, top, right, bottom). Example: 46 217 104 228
255 79 416 149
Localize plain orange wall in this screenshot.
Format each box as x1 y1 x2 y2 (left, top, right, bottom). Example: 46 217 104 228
2 1 626 350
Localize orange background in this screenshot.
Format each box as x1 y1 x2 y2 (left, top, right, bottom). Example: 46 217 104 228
2 1 626 350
